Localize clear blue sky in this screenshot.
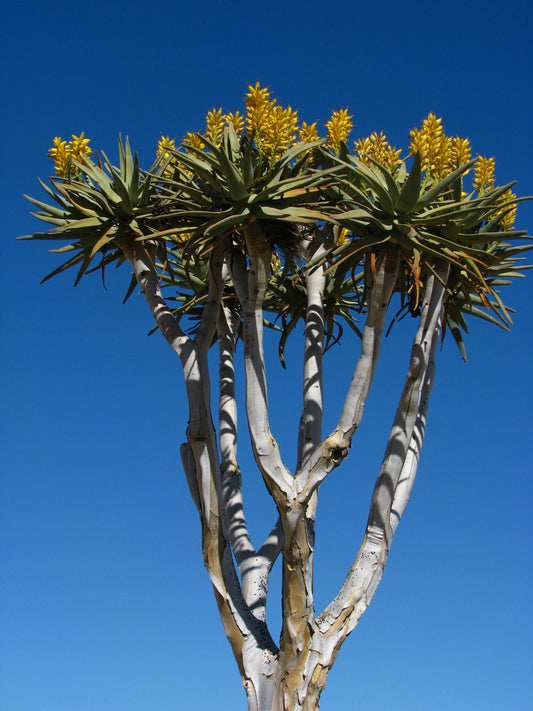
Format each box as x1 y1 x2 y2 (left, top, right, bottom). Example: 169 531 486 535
1 1 532 709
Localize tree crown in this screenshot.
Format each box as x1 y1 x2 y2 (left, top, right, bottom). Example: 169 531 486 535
22 82 531 360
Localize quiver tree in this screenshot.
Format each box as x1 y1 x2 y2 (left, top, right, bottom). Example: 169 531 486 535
21 84 532 710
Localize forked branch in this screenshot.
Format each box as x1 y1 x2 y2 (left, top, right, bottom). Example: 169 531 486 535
296 246 400 501
316 262 449 653
120 238 275 677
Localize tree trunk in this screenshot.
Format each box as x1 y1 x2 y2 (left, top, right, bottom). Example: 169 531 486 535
244 657 328 711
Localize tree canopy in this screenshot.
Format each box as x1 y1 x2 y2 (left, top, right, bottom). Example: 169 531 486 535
23 82 530 360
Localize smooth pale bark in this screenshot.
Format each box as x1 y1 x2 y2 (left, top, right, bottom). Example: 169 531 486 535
218 303 282 622
232 224 294 502
315 263 449 652
117 239 265 680
119 235 451 710
297 232 327 470
296 246 400 503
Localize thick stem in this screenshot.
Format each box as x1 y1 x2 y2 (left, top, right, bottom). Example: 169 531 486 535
389 332 436 537
218 303 282 623
116 238 188 356
275 513 317 707
336 246 400 436
297 235 327 471
269 233 329 705
219 304 254 565
296 246 400 502
119 239 260 678
316 263 449 656
230 231 293 502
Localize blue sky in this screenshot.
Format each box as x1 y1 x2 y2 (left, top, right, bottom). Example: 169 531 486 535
1 1 532 709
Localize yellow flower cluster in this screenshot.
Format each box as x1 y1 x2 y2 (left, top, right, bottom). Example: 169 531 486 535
451 137 471 169
183 109 246 150
325 108 353 154
156 135 178 177
472 157 515 227
498 189 517 230
48 133 92 178
409 114 473 181
147 84 516 229
244 82 299 161
177 85 351 163
409 113 448 180
298 121 319 144
336 227 351 246
157 135 176 159
183 132 206 150
473 155 496 194
205 108 225 144
244 82 274 139
224 110 245 135
354 131 402 173
178 85 349 165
